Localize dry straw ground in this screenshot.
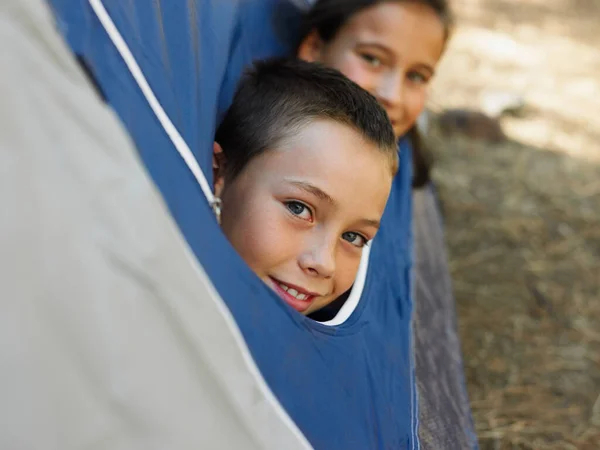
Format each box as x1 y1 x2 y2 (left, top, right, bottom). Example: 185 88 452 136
426 0 600 448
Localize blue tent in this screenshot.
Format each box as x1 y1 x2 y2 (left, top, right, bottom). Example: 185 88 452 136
48 1 418 448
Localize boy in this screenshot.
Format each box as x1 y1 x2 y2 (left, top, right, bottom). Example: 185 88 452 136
212 58 397 315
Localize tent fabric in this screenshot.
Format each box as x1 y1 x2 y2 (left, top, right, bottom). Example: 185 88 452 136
47 1 420 448
0 1 311 449
413 186 479 449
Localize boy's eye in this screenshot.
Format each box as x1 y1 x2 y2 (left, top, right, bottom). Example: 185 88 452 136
360 53 383 68
342 231 368 248
285 201 313 221
407 71 429 85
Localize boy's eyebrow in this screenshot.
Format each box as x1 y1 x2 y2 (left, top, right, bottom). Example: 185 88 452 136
356 218 381 229
289 181 381 229
289 181 335 205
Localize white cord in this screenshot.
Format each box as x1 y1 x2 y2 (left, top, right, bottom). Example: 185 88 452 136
88 0 217 210
321 246 370 326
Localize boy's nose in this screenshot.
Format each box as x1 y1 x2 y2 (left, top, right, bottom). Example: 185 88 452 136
298 237 336 279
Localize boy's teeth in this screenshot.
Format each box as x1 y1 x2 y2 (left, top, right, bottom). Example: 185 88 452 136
277 282 310 301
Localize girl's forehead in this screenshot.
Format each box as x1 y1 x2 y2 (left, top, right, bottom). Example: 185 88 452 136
341 3 444 40
336 2 446 62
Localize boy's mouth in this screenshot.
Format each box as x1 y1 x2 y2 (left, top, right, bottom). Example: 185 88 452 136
268 277 320 313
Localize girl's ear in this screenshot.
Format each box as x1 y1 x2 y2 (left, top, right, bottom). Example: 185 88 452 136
213 142 227 198
297 29 324 63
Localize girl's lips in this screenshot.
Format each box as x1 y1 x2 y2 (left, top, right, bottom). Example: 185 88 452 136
269 277 319 313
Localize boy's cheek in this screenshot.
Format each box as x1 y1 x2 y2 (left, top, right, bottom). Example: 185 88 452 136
228 206 297 273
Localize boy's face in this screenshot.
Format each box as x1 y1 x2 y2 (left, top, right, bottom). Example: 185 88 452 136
217 120 393 315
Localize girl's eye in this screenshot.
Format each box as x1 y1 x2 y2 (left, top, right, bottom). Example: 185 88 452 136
342 231 368 248
285 201 313 221
407 71 429 85
360 53 383 68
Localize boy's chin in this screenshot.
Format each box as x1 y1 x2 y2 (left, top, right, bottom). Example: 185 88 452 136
302 297 335 317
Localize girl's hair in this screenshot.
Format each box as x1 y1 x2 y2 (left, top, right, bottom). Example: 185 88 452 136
299 0 454 188
300 0 453 47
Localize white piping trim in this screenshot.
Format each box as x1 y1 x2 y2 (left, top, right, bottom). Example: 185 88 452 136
88 1 311 447
322 245 370 326
87 0 365 327
88 0 216 209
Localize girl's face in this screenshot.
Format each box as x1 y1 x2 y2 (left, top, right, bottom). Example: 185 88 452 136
215 120 393 315
298 2 445 138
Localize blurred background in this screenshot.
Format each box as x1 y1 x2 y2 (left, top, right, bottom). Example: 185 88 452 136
422 0 600 448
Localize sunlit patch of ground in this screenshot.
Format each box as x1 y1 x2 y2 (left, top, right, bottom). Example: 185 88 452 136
432 0 600 162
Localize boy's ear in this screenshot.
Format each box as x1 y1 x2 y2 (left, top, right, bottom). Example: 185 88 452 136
297 29 324 63
213 142 227 198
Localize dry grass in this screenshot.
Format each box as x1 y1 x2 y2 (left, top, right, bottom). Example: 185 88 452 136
428 130 600 449
425 0 600 448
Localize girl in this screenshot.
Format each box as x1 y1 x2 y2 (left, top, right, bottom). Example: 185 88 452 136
297 0 451 182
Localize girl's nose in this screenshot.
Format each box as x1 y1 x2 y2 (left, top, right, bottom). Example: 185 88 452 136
375 72 403 110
